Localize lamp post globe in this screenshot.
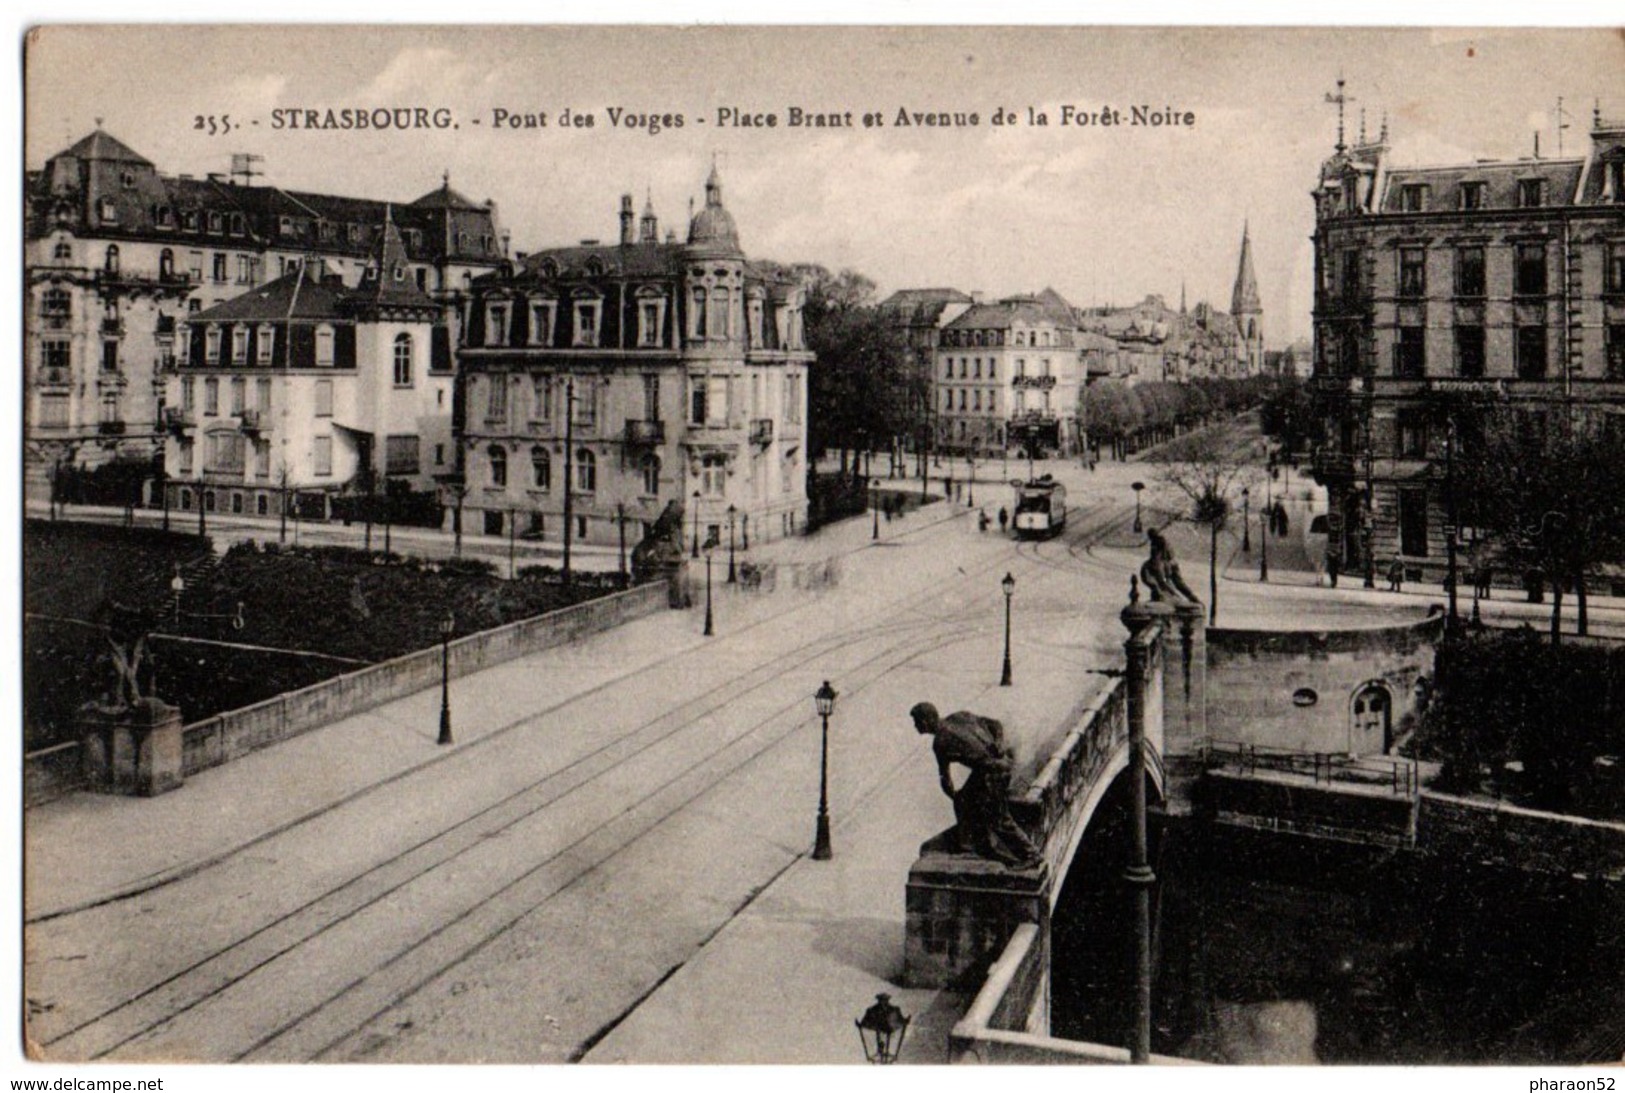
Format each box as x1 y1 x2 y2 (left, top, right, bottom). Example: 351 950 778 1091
1242 487 1251 553
1131 481 1145 534
691 489 701 559
813 680 837 860
855 993 910 1064
727 504 738 584
703 537 715 637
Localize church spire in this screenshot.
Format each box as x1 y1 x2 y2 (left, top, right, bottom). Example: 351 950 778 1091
1231 220 1261 317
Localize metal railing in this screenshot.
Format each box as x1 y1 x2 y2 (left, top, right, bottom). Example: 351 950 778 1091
1201 738 1418 797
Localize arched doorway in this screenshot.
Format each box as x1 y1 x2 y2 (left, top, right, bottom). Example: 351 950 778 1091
1349 682 1392 757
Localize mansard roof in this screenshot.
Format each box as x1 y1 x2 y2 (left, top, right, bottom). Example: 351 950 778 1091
1379 158 1585 211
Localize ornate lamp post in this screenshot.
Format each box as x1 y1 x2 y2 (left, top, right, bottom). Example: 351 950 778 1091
691 489 702 559
1131 481 1145 533
855 993 910 1064
1260 479 1271 582
967 455 976 507
812 680 836 860
1241 487 1251 553
1000 571 1016 687
703 535 716 637
727 503 738 584
871 478 880 540
437 611 455 746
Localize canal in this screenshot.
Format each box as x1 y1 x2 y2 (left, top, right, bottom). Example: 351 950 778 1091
1050 810 1625 1063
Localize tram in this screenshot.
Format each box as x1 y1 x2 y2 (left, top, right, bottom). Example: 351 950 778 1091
1011 475 1067 539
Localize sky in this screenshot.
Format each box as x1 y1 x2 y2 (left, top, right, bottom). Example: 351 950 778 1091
25 26 1625 345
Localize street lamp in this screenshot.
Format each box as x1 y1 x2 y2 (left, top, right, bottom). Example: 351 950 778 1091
1241 487 1251 553
691 489 702 559
871 479 880 540
703 534 716 637
813 680 836 860
1131 481 1145 534
727 504 738 584
1000 571 1016 687
1260 479 1270 583
855 993 910 1064
437 611 455 745
967 455 976 507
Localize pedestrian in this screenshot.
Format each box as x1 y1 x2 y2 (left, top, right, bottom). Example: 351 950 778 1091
910 703 1042 869
1475 565 1493 600
978 508 990 533
1276 502 1289 538
998 507 1009 534
1387 559 1404 593
1327 551 1340 588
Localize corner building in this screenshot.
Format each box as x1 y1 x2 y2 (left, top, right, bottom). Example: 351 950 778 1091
1309 108 1625 580
456 168 811 550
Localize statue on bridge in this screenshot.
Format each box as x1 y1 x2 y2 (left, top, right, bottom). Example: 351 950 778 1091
910 703 1042 870
1140 526 1201 606
631 499 690 606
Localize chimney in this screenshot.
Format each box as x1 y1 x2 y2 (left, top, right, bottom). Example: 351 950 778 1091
970 290 985 305
619 193 634 246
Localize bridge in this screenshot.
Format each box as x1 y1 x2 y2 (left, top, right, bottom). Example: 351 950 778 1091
903 597 1450 1063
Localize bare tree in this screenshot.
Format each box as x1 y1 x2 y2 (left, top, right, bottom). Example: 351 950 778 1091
1150 430 1261 624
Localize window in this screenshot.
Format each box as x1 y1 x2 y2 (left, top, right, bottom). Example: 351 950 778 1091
639 298 663 347
230 213 245 236
1459 182 1486 211
53 239 71 260
257 325 274 365
182 211 198 231
487 303 510 346
207 212 223 234
973 359 982 379
1341 249 1363 301
690 288 707 339
1607 161 1625 203
483 374 508 423
575 449 597 492
1397 410 1428 459
1399 184 1428 212
232 327 248 364
393 333 413 386
230 376 245 414
1515 244 1547 296
943 389 953 413
1455 326 1485 378
188 251 204 281
255 377 271 412
643 374 661 421
314 378 333 417
1395 326 1425 378
573 300 601 347
37 393 70 429
1455 246 1485 298
314 435 333 476
212 253 228 283
988 359 996 380
1606 324 1625 380
1517 179 1545 208
488 445 507 486
1607 243 1625 294
531 446 551 490
99 197 117 224
529 301 554 346
640 453 660 495
237 255 254 285
434 443 445 467
41 340 70 372
182 377 196 411
973 389 982 411
204 377 219 415
99 340 118 372
1398 488 1429 557
1398 248 1426 298
572 380 598 427
315 326 334 367
708 288 729 340
1516 325 1547 380
100 391 119 424
104 245 120 275
177 440 194 474
701 453 727 496
531 376 554 422
385 434 419 475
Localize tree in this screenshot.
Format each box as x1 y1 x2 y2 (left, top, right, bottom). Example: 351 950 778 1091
1081 380 1142 460
1450 404 1625 643
1150 429 1260 624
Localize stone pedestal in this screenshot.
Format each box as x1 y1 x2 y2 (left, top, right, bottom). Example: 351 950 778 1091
79 699 185 797
904 832 1050 989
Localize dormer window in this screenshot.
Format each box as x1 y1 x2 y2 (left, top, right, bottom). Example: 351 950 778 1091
207 211 223 233
206 326 222 364
120 170 136 189
257 325 274 364
539 258 560 279
279 216 294 236
1459 182 1486 211
348 224 362 243
182 210 198 231
155 205 174 228
1517 179 1546 209
529 300 556 346
99 198 118 224
1342 177 1360 214
486 302 510 346
230 213 245 235
393 262 406 282
1399 184 1428 213
585 256 606 277
638 291 666 348
573 299 602 347
1605 160 1625 204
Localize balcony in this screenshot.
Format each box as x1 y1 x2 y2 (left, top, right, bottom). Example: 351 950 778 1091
37 367 70 388
749 418 774 445
97 420 126 437
624 419 666 445
237 409 262 433
100 318 125 337
163 406 194 434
